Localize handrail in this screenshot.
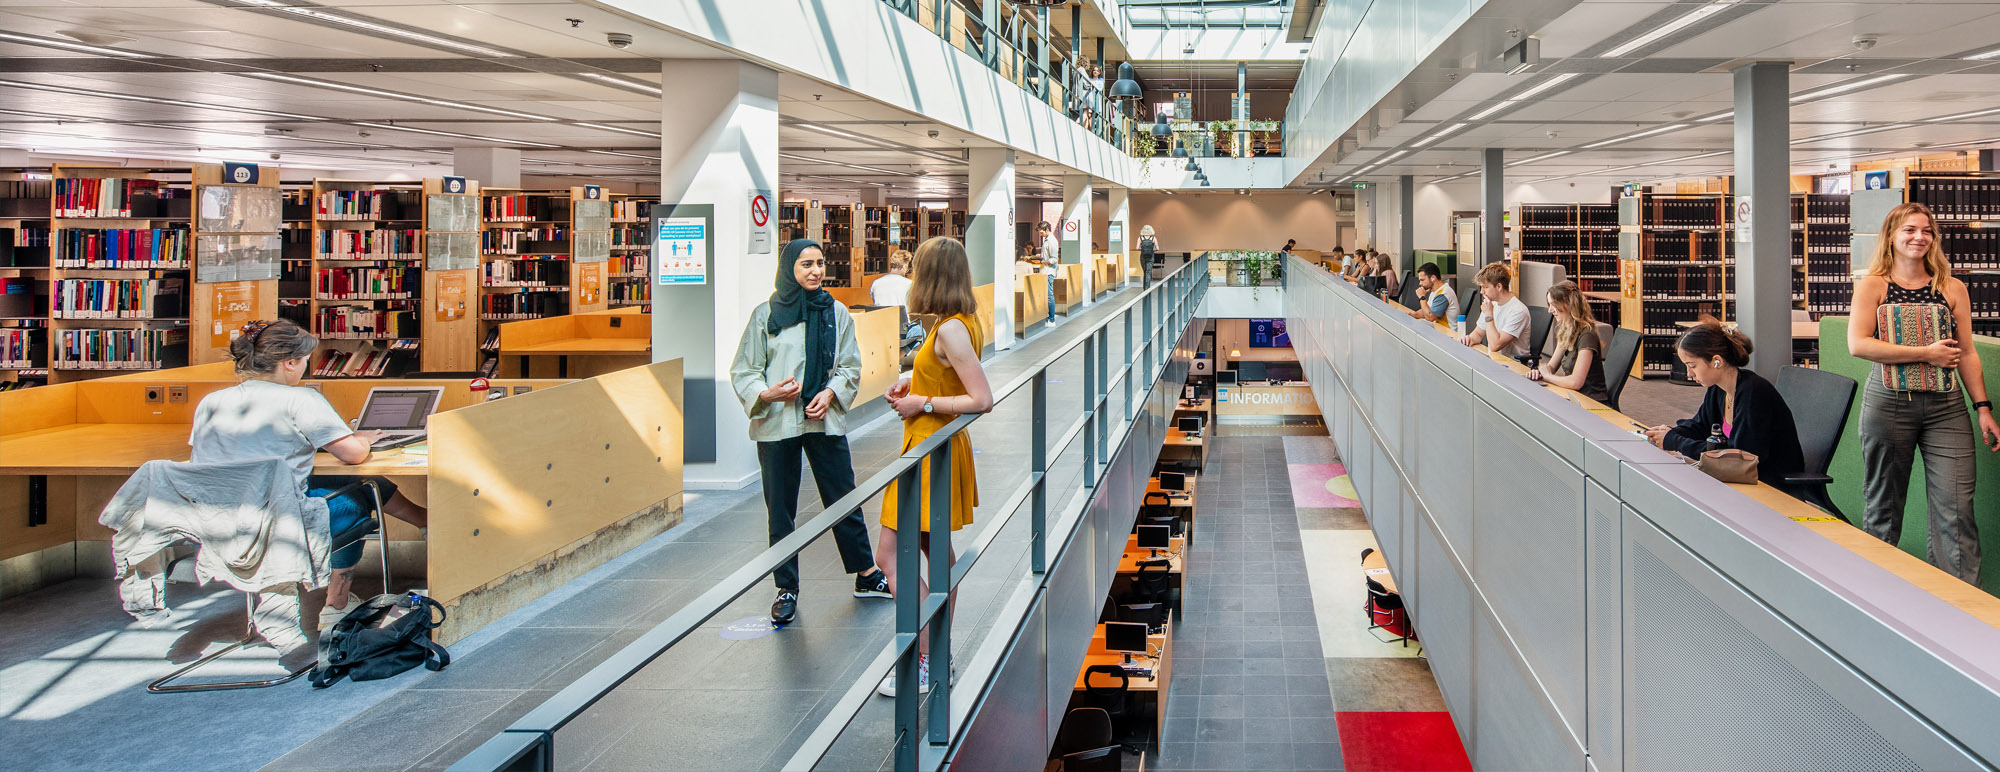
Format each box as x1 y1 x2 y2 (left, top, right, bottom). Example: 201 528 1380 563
449 257 1208 772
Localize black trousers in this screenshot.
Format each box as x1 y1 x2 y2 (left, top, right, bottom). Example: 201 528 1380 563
757 432 875 591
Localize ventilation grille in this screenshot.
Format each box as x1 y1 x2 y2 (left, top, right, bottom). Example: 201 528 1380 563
1629 545 1920 772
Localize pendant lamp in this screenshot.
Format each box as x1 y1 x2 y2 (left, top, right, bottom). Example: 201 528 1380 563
1109 62 1143 101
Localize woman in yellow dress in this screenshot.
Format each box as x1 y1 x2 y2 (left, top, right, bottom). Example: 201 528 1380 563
876 237 994 696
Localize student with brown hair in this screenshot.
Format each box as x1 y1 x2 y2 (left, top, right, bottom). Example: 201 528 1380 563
1458 262 1530 358
1848 201 1999 584
190 319 428 628
876 237 994 697
1526 280 1610 402
871 248 914 308
1642 318 1804 489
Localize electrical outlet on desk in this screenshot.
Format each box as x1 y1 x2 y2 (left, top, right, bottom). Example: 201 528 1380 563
144 386 164 404
167 385 187 403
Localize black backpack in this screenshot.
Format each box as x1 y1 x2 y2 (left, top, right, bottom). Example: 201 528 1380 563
310 593 451 688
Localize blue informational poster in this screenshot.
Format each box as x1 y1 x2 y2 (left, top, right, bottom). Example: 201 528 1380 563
657 218 708 285
1249 318 1290 348
1864 171 1889 191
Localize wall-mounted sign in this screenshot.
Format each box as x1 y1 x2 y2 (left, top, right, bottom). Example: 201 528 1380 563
657 217 708 285
434 271 468 322
1863 171 1890 190
222 162 258 185
208 282 258 348
584 185 602 200
441 176 468 194
749 189 772 255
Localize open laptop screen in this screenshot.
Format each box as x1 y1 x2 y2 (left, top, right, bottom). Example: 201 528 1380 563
357 388 442 431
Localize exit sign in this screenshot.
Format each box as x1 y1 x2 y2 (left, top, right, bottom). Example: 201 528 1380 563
1352 182 1369 190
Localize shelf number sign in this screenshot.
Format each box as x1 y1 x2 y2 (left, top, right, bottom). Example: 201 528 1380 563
209 282 258 349
657 217 708 285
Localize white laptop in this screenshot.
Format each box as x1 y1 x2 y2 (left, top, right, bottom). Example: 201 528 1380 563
354 386 444 450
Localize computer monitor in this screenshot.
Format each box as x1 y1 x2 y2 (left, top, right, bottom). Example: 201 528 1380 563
1183 386 1195 401
1103 621 1150 664
1137 524 1172 554
1176 416 1202 435
1238 361 1267 382
356 387 444 431
1158 471 1186 492
1217 369 1238 385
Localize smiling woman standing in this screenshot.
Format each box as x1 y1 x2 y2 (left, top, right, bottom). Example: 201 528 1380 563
730 239 888 626
1848 202 2000 586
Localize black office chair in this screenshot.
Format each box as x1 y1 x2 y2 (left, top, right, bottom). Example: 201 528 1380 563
1053 708 1121 772
1365 578 1413 646
1132 559 1179 615
1528 306 1553 360
1080 665 1138 742
1775 365 1858 521
1140 491 1174 520
1461 287 1483 329
1396 271 1417 307
1601 328 1644 411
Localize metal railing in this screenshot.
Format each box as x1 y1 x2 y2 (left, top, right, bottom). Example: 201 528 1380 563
448 256 1207 772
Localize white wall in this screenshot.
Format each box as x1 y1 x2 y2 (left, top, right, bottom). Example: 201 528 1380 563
1410 178 1627 251
1130 191 1343 252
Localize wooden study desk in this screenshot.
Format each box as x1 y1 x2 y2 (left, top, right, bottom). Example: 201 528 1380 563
1144 476 1197 512
1074 624 1175 741
1116 534 1186 575
498 308 651 379
1173 398 1211 416
1161 428 1206 470
1362 548 1398 594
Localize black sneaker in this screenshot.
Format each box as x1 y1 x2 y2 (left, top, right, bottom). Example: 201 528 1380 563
771 591 798 625
853 571 891 599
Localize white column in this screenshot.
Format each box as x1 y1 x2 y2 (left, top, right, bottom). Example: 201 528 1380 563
968 147 1017 349
1106 186 1130 284
1061 174 1093 302
453 147 519 188
653 60 780 489
1733 61 1791 372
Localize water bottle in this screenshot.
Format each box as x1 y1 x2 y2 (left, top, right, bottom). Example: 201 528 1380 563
1454 314 1467 335
1704 424 1727 456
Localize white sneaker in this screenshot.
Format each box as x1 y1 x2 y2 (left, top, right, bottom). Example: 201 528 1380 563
877 655 930 697
318 593 363 629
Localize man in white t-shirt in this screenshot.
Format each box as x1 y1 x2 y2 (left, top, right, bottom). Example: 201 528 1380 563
1038 221 1061 265
870 250 913 308
1458 261 1530 358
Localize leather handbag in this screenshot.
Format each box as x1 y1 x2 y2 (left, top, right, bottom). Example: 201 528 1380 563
1696 448 1759 484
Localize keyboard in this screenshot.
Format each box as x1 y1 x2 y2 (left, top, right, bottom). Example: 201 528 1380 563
370 433 424 450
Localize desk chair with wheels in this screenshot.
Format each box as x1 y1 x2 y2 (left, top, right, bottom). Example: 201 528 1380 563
148 479 392 694
1527 306 1553 361
1397 271 1418 308
1080 665 1147 749
1131 559 1179 615
1601 328 1644 411
1461 287 1483 329
1774 366 1858 521
1053 708 1121 772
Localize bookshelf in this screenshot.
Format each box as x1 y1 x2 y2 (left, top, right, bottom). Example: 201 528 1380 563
610 194 653 308
820 203 859 287
277 182 313 330
1793 193 1851 319
188 163 283 365
570 186 612 318
1855 172 2000 337
309 178 425 378
863 205 889 275
478 188 569 376
423 177 481 374
48 164 194 383
893 206 919 253
0 169 51 390
1618 193 1735 378
1513 202 1621 327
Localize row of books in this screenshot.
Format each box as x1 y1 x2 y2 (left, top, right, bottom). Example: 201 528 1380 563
0 179 52 200
1629 197 1731 229
609 282 651 305
316 229 422 261
1632 232 1733 261
7 227 50 247
1961 275 2000 320
1907 176 2000 221
1517 232 1617 253
484 195 568 222
610 254 648 277
54 178 168 218
314 267 419 300
484 228 569 254
480 292 567 318
481 259 567 287
612 200 652 221
312 344 413 378
54 327 187 370
53 228 190 269
316 189 420 221
1518 204 1619 229
1937 230 2000 269
0 328 41 367
53 278 185 319
612 227 647 246
315 306 418 338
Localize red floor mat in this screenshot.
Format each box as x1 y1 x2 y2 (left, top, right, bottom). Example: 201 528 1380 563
1335 711 1472 772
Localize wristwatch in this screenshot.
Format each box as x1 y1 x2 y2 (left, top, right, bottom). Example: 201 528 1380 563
922 397 935 414
1976 400 1993 412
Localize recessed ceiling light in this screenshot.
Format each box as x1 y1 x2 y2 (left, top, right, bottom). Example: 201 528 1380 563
1507 150 1572 166
1924 106 2000 123
238 73 557 121
1411 123 1469 148
1790 74 1910 104
1696 111 1733 123
1465 73 1579 121
573 122 661 139
1581 123 1690 149
576 73 663 96
1600 0 1739 58
0 31 153 58
586 149 661 160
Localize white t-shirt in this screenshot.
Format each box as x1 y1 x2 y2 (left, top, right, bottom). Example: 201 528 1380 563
1489 295 1532 358
1043 234 1062 263
190 380 353 491
870 273 912 307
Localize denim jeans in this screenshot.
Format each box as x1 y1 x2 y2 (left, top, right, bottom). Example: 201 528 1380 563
1858 378 1981 585
308 475 399 570
1045 275 1056 324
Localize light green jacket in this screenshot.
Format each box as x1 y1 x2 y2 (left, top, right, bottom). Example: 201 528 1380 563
730 300 864 441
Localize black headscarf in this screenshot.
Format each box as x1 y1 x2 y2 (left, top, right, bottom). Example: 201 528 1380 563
768 239 839 399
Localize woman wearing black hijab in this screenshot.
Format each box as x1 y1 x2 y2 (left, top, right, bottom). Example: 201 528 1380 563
730 239 887 624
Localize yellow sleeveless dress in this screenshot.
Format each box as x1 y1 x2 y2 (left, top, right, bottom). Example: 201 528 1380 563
881 313 982 532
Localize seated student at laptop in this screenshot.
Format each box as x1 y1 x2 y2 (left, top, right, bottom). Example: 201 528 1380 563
1458 262 1531 358
190 320 429 625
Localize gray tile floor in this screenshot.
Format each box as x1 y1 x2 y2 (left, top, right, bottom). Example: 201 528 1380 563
1148 434 1343 772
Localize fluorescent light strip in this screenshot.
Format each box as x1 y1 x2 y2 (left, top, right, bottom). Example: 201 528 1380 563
1600 0 1738 58
1925 106 2000 123
1964 46 2000 61
1465 73 1579 122
1790 74 1909 104
1794 123 1913 143
1698 111 1733 123
585 150 661 161
1582 123 1690 149
239 73 556 122
1507 150 1573 167
791 122 897 149
573 122 661 139
0 78 325 121
576 73 663 96
1411 122 1469 148
351 121 560 148
0 31 156 58
267 6 514 58
776 152 911 176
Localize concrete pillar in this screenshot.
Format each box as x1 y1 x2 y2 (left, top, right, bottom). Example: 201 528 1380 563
653 60 780 488
968 147 1017 349
861 187 885 207
1734 61 1791 372
1481 148 1505 271
1399 174 1414 271
454 147 519 188
1357 185 1377 249
1062 174 1093 301
1106 186 1130 261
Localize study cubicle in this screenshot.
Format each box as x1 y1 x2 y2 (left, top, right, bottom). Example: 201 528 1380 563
1284 255 2000 770
0 359 686 645
1015 272 1049 335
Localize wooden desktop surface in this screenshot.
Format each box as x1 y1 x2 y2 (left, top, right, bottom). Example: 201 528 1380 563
0 423 430 476
500 338 651 357
1164 428 1203 448
1392 302 2000 628
1673 319 1820 340
1145 476 1197 510
1174 399 1212 414
1117 534 1185 574
1362 548 1398 594
1075 626 1173 693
